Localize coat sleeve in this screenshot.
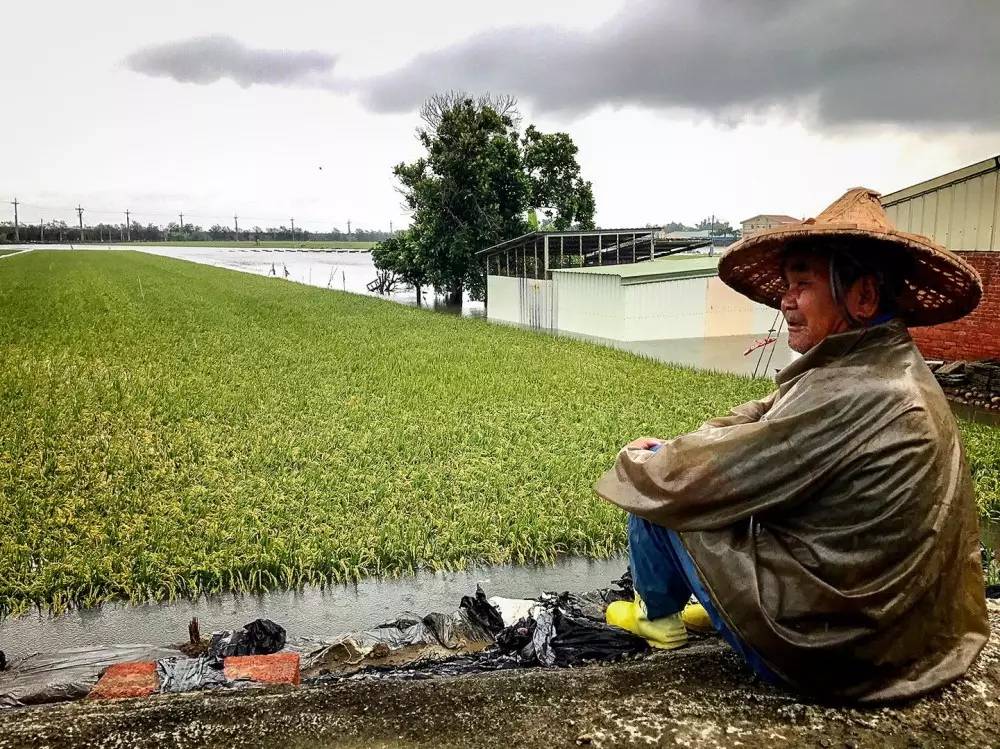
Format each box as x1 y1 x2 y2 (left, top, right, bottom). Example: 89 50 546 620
697 391 779 430
594 379 867 530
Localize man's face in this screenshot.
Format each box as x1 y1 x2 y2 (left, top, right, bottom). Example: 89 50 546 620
780 252 851 353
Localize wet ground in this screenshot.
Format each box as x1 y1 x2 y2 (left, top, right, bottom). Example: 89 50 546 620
0 558 626 663
2 603 997 748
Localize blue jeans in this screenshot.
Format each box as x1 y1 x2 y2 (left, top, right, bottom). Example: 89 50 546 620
628 513 781 685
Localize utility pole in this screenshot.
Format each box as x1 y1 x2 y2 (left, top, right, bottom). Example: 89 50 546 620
10 197 18 242
290 218 295 241
40 218 44 243
347 219 351 237
76 205 85 242
389 220 393 234
125 210 131 242
234 214 239 242
179 212 184 231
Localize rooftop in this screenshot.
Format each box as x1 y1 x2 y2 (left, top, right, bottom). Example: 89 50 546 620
551 254 720 284
740 214 798 224
881 154 1000 206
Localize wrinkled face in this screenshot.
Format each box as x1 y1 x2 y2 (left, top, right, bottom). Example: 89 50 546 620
780 252 851 353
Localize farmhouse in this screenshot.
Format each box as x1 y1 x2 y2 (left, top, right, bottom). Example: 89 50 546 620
740 213 799 237
881 155 1000 362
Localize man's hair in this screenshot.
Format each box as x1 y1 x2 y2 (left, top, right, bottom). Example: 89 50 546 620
784 237 907 324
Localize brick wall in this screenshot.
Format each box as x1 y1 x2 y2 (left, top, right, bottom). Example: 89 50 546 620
910 252 1000 361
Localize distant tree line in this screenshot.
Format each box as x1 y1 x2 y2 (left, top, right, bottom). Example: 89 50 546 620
0 221 391 244
660 217 737 236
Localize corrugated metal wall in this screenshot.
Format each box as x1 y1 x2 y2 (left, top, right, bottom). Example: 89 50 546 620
551 272 781 343
553 273 623 339
883 159 1000 251
486 275 556 330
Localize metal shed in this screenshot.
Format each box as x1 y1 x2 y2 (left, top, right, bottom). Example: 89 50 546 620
480 228 711 330
551 255 780 343
882 155 1000 251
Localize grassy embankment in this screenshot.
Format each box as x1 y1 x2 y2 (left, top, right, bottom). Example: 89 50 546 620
0 250 996 617
113 240 374 250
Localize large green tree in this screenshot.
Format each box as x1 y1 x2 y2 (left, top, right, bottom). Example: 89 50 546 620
383 93 596 303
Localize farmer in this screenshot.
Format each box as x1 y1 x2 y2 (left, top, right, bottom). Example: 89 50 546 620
596 188 989 702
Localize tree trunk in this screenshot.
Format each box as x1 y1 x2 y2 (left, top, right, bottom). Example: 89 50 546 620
416 285 423 306
447 287 463 306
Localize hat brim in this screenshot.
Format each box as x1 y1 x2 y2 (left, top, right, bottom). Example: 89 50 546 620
718 223 983 326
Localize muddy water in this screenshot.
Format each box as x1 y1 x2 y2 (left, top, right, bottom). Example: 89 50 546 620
136 246 487 317
0 557 626 662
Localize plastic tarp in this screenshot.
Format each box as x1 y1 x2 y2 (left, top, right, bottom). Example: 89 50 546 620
0 644 182 708
1 574 643 706
305 573 646 683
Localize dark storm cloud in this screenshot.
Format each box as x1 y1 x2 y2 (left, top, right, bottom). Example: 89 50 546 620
125 35 338 89
360 0 1000 127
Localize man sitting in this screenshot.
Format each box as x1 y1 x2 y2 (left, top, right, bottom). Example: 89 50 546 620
596 188 988 702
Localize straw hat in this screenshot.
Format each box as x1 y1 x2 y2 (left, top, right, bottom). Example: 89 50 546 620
719 188 982 326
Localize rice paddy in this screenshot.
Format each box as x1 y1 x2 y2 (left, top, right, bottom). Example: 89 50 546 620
0 250 997 618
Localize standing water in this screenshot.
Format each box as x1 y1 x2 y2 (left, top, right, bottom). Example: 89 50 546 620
0 558 626 662
136 246 486 317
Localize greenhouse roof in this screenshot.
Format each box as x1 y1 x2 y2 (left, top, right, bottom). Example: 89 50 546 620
551 254 720 284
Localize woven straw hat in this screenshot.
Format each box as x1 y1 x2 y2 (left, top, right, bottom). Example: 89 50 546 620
719 188 982 326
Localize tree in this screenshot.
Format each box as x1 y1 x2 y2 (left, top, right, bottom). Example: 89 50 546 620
392 92 596 303
522 125 595 230
372 231 429 305
696 217 734 236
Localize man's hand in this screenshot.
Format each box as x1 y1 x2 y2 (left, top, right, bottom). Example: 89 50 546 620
625 437 663 451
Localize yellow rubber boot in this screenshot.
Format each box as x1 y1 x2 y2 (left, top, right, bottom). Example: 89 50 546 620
681 602 715 633
605 596 687 650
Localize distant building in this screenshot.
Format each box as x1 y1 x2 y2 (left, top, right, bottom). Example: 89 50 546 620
882 155 999 362
740 214 799 237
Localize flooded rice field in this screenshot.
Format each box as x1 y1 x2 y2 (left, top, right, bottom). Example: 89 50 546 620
137 245 487 317
0 557 626 663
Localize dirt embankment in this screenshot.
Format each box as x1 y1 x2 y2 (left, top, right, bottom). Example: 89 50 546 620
1 603 998 749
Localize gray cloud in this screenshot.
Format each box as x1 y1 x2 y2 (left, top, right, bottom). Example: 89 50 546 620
125 35 338 89
360 0 1000 127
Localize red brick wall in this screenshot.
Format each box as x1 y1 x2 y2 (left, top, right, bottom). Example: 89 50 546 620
910 252 1000 361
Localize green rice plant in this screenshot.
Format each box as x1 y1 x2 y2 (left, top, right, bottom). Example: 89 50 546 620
960 420 1000 520
0 250 996 617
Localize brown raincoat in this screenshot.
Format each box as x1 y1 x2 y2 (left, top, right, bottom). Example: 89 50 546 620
596 320 988 702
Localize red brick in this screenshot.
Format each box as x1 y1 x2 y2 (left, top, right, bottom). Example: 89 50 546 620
88 661 159 700
223 652 300 685
911 252 1000 361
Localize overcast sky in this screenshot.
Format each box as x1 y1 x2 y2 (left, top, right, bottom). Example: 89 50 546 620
2 0 997 232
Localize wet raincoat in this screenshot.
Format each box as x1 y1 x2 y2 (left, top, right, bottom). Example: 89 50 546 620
595 320 989 702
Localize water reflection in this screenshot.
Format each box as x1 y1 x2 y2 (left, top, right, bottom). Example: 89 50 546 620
136 246 486 318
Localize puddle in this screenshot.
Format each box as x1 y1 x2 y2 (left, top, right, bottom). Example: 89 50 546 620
0 557 626 663
563 331 797 378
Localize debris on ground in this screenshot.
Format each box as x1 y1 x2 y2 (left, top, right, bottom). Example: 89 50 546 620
0 574 642 708
932 358 1000 410
2 603 998 749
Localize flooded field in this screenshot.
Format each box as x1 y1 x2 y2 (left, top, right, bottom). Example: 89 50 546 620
137 245 487 317
0 557 626 662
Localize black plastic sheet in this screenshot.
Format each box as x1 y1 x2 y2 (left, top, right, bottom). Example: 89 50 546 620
209 618 286 658
156 656 227 693
309 570 648 683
